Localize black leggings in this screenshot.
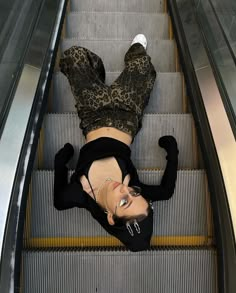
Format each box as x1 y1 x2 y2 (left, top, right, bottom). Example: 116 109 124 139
59 43 156 138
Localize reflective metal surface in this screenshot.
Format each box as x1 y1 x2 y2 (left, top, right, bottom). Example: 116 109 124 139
180 0 236 230
196 66 236 228
0 0 43 132
176 0 236 244
194 0 236 136
170 0 236 291
0 0 67 292
210 0 236 57
0 66 40 292
0 65 40 253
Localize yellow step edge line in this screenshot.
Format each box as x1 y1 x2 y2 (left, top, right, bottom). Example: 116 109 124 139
55 0 70 70
23 182 32 247
25 236 210 249
164 0 167 13
47 83 53 113
55 47 61 71
168 15 173 40
174 43 180 72
191 117 199 169
204 173 214 245
67 0 71 13
37 128 44 169
182 75 188 113
61 0 70 40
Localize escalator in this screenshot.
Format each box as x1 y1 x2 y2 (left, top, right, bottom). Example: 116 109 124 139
0 0 236 292
21 0 217 292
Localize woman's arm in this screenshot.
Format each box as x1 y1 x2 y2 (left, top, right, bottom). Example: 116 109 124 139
139 136 179 202
54 143 87 210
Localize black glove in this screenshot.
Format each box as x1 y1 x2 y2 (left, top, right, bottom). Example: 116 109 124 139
55 143 74 166
159 136 179 160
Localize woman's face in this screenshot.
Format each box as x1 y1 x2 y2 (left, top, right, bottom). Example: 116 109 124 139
104 181 149 225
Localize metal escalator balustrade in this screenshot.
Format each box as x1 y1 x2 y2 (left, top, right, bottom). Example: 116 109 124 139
0 0 69 292
0 0 44 132
194 0 236 135
168 0 236 292
21 0 218 292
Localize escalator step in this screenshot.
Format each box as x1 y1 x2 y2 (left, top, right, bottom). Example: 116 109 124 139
71 0 165 13
52 72 184 114
22 249 217 293
66 12 169 40
61 39 176 72
41 113 195 170
24 170 212 248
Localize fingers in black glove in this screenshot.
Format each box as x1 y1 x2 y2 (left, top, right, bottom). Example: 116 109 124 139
158 135 178 152
55 143 74 165
159 136 179 162
63 143 74 157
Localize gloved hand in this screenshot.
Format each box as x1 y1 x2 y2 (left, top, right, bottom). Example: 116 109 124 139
55 143 74 166
158 136 179 160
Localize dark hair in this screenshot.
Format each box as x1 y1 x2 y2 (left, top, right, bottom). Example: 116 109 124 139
112 203 153 226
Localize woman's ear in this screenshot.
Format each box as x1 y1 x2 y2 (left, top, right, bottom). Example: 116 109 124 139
107 211 115 225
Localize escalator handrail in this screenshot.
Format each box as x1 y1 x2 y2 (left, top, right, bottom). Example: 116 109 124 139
168 0 236 292
208 0 236 66
0 0 68 291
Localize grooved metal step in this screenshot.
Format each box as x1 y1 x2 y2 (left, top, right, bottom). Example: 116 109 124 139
52 72 184 113
66 12 169 40
41 113 195 170
24 170 212 248
71 0 165 13
22 250 217 293
61 39 176 72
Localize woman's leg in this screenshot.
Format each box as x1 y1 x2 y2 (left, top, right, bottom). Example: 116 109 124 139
110 43 156 134
59 46 110 132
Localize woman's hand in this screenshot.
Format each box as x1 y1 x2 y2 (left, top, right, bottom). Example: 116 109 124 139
158 136 179 160
55 143 74 166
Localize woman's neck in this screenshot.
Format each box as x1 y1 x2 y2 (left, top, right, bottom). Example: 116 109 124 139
96 179 111 209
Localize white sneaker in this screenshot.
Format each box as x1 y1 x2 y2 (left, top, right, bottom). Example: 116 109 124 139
131 34 147 49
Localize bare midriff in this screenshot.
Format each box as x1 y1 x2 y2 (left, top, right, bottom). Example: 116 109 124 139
86 127 132 146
